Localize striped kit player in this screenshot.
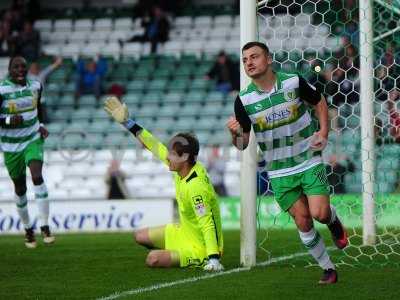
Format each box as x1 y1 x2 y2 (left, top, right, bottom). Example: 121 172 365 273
0 56 54 248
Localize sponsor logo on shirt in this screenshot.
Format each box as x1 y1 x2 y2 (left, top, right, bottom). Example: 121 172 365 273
255 104 299 130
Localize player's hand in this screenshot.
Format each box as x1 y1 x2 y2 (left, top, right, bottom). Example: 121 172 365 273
10 115 23 126
39 125 49 139
226 116 242 136
203 258 224 272
104 96 129 123
310 131 328 151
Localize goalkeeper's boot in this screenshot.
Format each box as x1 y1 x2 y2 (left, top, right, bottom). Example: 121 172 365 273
319 268 338 285
24 227 37 249
328 217 348 250
40 225 55 244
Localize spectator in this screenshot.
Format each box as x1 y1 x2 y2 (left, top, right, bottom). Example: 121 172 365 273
387 89 400 142
105 160 130 200
15 20 40 62
206 51 240 94
126 5 170 53
205 145 227 196
326 154 355 194
75 56 107 105
28 56 63 85
0 21 13 57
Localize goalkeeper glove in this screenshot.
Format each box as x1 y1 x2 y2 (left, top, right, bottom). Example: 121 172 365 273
203 258 224 272
104 96 135 129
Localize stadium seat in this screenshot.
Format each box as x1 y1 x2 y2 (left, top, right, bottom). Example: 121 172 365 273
74 19 93 32
108 30 129 43
94 18 113 31
48 32 69 44
214 15 232 27
180 103 202 117
34 19 53 32
163 41 184 57
174 16 193 28
164 92 183 104
101 42 121 59
114 18 133 31
87 31 109 44
194 16 213 28
54 19 73 32
68 31 88 44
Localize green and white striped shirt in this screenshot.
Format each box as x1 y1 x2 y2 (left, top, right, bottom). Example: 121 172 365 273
235 72 323 178
0 78 42 153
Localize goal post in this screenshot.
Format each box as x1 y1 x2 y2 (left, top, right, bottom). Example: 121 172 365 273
359 0 376 245
239 0 258 268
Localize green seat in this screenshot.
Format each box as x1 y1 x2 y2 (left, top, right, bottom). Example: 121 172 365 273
167 79 188 93
65 120 91 131
206 91 225 103
51 109 72 122
158 105 179 118
70 109 93 121
88 122 109 134
148 79 168 92
175 117 194 131
190 79 211 91
79 95 97 107
133 67 153 80
152 68 172 79
59 95 75 107
46 123 64 135
164 92 183 104
91 108 109 122
174 66 193 78
142 92 162 104
180 103 202 117
274 51 288 63
183 92 206 104
139 103 160 118
123 93 142 106
126 80 146 93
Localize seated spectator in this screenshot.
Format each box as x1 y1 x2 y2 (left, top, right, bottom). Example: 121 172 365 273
206 51 240 95
326 154 355 194
75 56 107 106
125 5 170 53
15 20 40 62
105 160 130 200
205 145 227 196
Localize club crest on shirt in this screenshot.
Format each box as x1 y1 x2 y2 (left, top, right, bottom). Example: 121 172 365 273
192 195 206 216
284 90 297 102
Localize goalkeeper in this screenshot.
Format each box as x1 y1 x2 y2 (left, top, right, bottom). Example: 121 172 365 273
104 97 224 271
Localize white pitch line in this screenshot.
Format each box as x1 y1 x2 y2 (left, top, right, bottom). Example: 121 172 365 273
97 248 337 300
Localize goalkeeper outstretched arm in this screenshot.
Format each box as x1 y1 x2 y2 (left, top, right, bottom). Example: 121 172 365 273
104 96 169 166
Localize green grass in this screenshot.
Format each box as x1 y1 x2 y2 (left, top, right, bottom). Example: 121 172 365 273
0 230 399 300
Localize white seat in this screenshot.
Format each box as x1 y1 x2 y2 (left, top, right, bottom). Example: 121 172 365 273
169 29 190 41
60 44 81 58
182 40 204 57
203 40 224 55
295 14 311 27
114 18 133 31
42 44 61 56
101 42 121 59
82 43 105 57
122 42 142 58
214 15 232 27
108 30 129 43
70 188 93 199
282 15 294 27
94 18 113 31
50 189 69 200
48 32 69 44
224 39 240 55
34 19 53 32
233 15 240 27
68 31 88 44
163 41 184 57
208 28 229 40
54 19 73 32
174 16 192 28
194 16 213 28
87 31 109 43
74 19 93 31
192 28 210 40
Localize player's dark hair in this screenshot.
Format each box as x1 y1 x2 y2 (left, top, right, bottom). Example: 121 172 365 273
242 41 270 56
169 132 200 165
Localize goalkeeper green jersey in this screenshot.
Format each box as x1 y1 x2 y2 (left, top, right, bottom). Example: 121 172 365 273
0 77 42 153
137 129 223 257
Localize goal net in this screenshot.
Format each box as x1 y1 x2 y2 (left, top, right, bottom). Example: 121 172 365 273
253 0 400 267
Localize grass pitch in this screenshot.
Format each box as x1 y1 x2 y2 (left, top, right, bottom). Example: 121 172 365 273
1 230 399 300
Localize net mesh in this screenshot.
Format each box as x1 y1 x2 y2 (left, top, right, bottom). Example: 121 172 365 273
256 0 400 267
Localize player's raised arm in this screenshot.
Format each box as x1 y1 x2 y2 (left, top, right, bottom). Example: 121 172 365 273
104 96 169 166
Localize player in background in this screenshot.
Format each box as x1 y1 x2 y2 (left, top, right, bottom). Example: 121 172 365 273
104 96 224 271
227 42 348 284
0 56 55 248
